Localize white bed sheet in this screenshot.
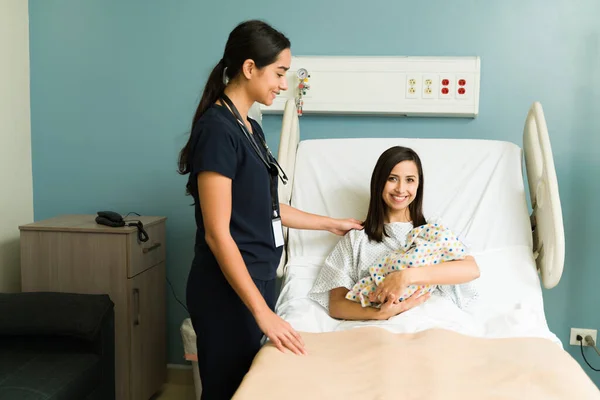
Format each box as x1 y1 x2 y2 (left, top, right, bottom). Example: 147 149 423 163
276 138 561 346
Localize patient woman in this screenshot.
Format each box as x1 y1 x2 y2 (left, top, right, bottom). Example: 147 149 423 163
308 146 481 321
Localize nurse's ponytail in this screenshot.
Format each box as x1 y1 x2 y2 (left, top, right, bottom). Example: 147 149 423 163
190 59 227 134
176 60 226 183
178 20 290 195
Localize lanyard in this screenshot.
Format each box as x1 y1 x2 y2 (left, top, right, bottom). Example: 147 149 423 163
220 94 287 218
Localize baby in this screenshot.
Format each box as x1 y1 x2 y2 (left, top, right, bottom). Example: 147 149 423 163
346 223 467 307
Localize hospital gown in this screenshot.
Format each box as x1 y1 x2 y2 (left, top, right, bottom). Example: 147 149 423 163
308 221 480 312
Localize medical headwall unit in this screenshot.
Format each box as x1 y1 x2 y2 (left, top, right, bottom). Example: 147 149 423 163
259 56 481 118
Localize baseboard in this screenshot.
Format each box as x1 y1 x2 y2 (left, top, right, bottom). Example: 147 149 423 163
167 363 195 386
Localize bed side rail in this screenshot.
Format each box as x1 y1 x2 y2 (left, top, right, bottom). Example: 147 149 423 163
276 99 301 278
522 101 565 289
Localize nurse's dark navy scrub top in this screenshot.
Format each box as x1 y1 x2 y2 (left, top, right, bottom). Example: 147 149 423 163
187 103 283 280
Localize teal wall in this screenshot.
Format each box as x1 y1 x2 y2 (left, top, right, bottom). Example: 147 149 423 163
29 0 600 384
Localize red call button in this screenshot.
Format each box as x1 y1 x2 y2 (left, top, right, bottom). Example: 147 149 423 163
458 79 466 86
441 79 450 86
441 87 449 95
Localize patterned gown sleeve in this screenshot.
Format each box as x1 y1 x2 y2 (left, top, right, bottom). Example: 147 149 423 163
308 233 358 311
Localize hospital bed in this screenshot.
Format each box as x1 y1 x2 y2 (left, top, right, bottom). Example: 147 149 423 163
233 100 599 398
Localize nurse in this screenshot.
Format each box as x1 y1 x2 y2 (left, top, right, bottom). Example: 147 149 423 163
177 20 362 399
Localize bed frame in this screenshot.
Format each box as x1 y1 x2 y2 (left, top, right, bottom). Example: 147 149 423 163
275 99 565 289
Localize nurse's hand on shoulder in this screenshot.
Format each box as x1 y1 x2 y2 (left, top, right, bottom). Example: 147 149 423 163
255 309 307 356
327 218 363 236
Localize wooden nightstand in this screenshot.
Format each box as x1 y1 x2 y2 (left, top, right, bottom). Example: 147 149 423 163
19 214 167 400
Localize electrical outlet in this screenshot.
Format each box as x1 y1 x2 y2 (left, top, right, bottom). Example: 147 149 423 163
439 74 455 99
422 75 437 99
570 328 597 346
405 75 421 99
455 74 471 100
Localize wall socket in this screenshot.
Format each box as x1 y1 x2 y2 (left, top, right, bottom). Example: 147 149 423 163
403 73 476 102
422 75 437 99
439 75 454 99
570 328 597 346
455 74 471 100
405 75 421 99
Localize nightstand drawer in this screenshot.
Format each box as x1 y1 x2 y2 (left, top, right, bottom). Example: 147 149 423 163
128 221 166 277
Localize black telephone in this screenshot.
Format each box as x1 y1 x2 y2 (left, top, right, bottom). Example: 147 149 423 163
95 211 149 242
95 211 125 227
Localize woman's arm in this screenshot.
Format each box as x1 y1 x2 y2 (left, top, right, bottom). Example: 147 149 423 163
198 172 306 355
329 287 430 321
279 203 363 236
329 288 383 320
405 256 480 286
370 256 480 303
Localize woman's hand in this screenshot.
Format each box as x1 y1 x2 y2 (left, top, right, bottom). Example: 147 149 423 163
377 290 431 320
327 218 363 236
369 270 410 304
255 309 307 355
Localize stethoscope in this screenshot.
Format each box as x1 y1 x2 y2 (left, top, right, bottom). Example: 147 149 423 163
220 94 289 186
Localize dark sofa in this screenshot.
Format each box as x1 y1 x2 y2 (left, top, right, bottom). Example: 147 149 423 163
0 292 115 400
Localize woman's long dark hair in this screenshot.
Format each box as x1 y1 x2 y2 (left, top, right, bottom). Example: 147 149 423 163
363 146 427 242
177 20 290 195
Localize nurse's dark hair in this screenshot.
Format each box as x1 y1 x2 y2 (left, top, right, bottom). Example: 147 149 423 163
177 20 290 193
363 146 427 242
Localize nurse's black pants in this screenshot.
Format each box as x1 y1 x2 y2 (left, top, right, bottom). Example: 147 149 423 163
187 265 276 400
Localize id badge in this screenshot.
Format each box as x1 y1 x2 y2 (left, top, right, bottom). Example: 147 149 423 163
272 217 284 248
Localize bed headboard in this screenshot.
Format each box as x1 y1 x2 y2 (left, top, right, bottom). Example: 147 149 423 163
276 99 565 289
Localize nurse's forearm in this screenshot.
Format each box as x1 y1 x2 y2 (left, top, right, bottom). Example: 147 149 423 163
279 203 332 231
206 233 269 316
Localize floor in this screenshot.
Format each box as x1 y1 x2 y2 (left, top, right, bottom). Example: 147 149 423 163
153 383 197 400
151 367 198 400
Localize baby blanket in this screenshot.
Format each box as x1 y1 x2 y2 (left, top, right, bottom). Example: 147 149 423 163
346 223 467 307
